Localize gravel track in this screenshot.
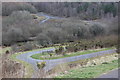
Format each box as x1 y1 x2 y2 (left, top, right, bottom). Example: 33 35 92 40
16 48 116 74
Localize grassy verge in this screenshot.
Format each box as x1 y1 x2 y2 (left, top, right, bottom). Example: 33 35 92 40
55 58 119 78
31 47 114 60
10 47 54 78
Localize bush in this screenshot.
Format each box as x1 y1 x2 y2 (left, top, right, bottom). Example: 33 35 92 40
55 46 65 55
49 53 53 57
3 27 28 46
22 42 35 51
89 24 105 37
2 2 37 16
31 14 38 19
64 36 117 53
11 42 35 52
44 27 67 44
102 62 109 64
36 33 52 47
37 61 46 69
2 11 40 46
11 45 20 52
5 50 10 54
66 45 78 52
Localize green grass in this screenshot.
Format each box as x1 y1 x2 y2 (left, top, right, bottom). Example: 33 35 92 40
10 46 54 78
55 58 119 78
30 52 53 60
31 47 114 60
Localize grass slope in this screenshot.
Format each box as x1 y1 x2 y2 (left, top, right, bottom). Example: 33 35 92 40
55 59 119 78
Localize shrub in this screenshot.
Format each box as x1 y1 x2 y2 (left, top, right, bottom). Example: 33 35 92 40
89 24 105 37
31 14 38 19
37 61 46 69
3 27 28 45
116 48 120 54
5 50 10 54
11 45 20 52
66 45 74 52
55 46 65 55
44 27 67 44
11 42 35 52
2 11 40 46
36 33 52 47
49 53 53 57
22 43 34 51
2 2 37 16
102 62 109 64
62 51 67 56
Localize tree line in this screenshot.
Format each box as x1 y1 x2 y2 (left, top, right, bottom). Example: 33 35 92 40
2 2 118 20
2 2 37 16
32 2 118 20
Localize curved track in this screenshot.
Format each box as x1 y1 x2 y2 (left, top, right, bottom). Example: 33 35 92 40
17 48 116 72
36 12 60 24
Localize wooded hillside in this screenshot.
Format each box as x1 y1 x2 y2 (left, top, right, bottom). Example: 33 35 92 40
2 2 118 47
32 2 118 20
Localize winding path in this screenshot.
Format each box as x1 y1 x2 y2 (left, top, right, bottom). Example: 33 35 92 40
36 12 60 24
16 13 117 77
16 48 116 73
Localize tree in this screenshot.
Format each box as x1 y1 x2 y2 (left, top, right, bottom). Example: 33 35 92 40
36 33 52 46
2 2 37 16
43 27 67 44
89 24 105 37
2 11 39 46
55 46 65 55
102 3 117 17
32 2 117 19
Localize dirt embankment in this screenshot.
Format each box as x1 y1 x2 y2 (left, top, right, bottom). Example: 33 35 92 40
1 52 25 78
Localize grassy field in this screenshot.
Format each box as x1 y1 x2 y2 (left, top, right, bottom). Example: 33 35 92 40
31 47 114 60
55 58 119 78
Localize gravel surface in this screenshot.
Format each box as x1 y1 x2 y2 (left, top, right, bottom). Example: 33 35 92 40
98 68 119 78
